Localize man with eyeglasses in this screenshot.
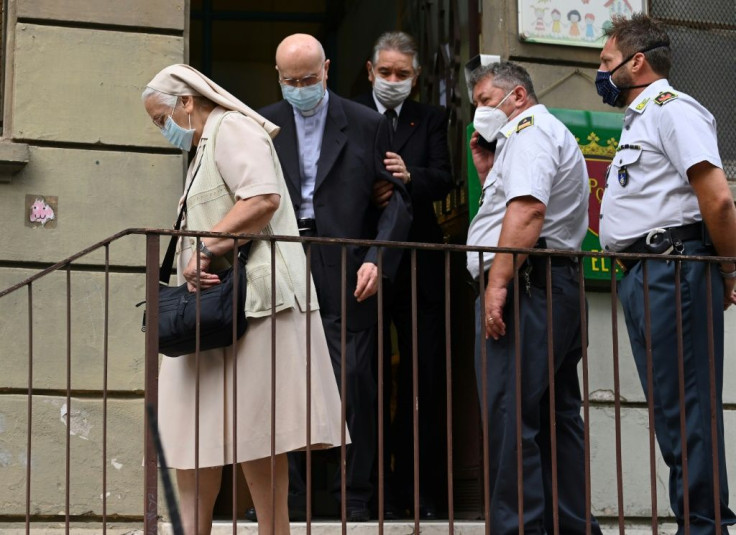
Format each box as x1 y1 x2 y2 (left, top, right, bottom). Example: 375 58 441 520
259 33 412 523
354 31 452 520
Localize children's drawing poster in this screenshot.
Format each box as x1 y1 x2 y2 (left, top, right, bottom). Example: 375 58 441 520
518 0 646 48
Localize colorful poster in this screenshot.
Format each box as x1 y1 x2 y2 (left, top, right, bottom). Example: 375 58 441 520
517 0 646 48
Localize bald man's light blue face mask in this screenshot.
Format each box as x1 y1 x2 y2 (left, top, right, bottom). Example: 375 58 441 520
161 99 195 151
281 83 325 113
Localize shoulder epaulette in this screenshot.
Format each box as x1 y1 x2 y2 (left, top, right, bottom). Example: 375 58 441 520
635 97 650 111
516 116 534 133
654 91 678 106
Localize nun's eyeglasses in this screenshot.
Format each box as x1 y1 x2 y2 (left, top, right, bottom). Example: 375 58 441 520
152 113 167 129
152 103 178 129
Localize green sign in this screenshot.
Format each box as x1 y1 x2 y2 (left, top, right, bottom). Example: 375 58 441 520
466 108 624 281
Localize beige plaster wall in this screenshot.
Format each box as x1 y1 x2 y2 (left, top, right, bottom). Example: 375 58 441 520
589 407 736 517
0 0 188 524
12 24 183 147
0 269 148 391
1 147 183 266
0 395 144 515
17 0 185 30
479 1 610 113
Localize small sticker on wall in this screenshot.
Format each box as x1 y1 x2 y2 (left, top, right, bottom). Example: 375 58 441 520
26 195 58 228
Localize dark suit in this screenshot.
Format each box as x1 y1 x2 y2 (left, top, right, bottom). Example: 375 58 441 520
354 92 453 513
259 90 412 510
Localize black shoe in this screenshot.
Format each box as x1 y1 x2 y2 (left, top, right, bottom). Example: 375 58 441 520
243 504 307 522
244 506 257 522
419 505 437 520
382 506 399 521
347 506 370 522
288 494 307 521
378 502 406 520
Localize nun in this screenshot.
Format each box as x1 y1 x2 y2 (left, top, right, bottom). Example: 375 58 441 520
142 64 346 535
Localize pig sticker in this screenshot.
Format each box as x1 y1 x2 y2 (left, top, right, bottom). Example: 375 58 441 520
29 198 55 226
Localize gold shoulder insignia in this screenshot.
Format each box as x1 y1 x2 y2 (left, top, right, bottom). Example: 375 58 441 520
654 91 678 106
635 97 650 111
516 116 534 133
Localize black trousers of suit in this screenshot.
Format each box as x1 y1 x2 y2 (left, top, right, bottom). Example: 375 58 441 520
378 250 444 511
288 233 379 511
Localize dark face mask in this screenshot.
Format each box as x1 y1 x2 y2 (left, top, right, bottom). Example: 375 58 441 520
595 42 668 107
595 57 633 107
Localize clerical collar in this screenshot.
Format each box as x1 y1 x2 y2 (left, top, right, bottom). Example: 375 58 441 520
299 90 330 118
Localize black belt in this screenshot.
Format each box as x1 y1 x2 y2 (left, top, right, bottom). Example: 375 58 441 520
477 257 577 293
297 218 316 234
617 222 706 272
476 238 578 291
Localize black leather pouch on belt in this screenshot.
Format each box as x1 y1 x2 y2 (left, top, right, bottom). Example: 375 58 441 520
525 255 577 288
618 222 707 272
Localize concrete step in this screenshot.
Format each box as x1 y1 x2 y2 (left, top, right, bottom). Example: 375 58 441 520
0 521 681 534
181 520 680 534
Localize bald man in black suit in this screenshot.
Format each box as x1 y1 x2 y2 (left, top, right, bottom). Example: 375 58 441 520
258 33 412 522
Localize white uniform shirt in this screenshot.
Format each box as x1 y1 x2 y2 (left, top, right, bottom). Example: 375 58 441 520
599 79 721 252
466 104 589 280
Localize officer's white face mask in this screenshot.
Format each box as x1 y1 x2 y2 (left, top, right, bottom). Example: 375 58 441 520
473 89 515 142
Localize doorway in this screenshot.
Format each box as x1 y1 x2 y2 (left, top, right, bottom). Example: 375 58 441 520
188 0 483 520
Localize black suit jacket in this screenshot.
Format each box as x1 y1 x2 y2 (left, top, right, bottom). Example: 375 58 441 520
259 91 412 329
353 93 453 245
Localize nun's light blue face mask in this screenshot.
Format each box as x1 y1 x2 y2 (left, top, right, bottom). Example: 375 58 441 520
160 98 195 151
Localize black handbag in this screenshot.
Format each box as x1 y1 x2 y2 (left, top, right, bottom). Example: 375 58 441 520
156 243 251 357
141 154 251 357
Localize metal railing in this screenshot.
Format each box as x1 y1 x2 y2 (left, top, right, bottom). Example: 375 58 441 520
0 227 733 534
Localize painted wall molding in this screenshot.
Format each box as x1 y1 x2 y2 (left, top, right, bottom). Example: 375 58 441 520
0 141 30 181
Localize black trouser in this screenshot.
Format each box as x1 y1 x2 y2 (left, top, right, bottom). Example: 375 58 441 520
288 316 378 512
618 240 735 534
288 227 379 511
474 264 602 534
378 251 444 511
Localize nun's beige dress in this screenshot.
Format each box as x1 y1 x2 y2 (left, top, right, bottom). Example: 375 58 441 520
158 107 346 469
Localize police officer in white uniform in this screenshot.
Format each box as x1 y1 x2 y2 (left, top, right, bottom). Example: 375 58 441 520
597 13 736 534
466 61 601 534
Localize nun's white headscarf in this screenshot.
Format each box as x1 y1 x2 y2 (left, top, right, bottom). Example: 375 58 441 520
146 64 280 139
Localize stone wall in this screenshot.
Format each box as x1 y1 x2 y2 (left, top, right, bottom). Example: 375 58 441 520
0 0 187 518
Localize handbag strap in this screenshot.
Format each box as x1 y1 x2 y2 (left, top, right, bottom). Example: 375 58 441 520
159 150 205 284
159 111 258 284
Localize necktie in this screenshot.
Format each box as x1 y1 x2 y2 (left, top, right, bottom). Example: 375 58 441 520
384 108 398 132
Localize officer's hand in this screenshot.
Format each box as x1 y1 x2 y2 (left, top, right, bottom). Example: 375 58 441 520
724 277 736 310
355 262 378 302
470 131 495 185
484 286 507 340
372 179 394 208
384 152 411 184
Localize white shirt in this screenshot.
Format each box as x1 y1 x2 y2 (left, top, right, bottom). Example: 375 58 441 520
292 90 330 219
371 90 404 116
466 104 589 280
599 79 721 252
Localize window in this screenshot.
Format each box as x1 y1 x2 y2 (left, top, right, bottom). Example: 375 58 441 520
652 1 736 178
